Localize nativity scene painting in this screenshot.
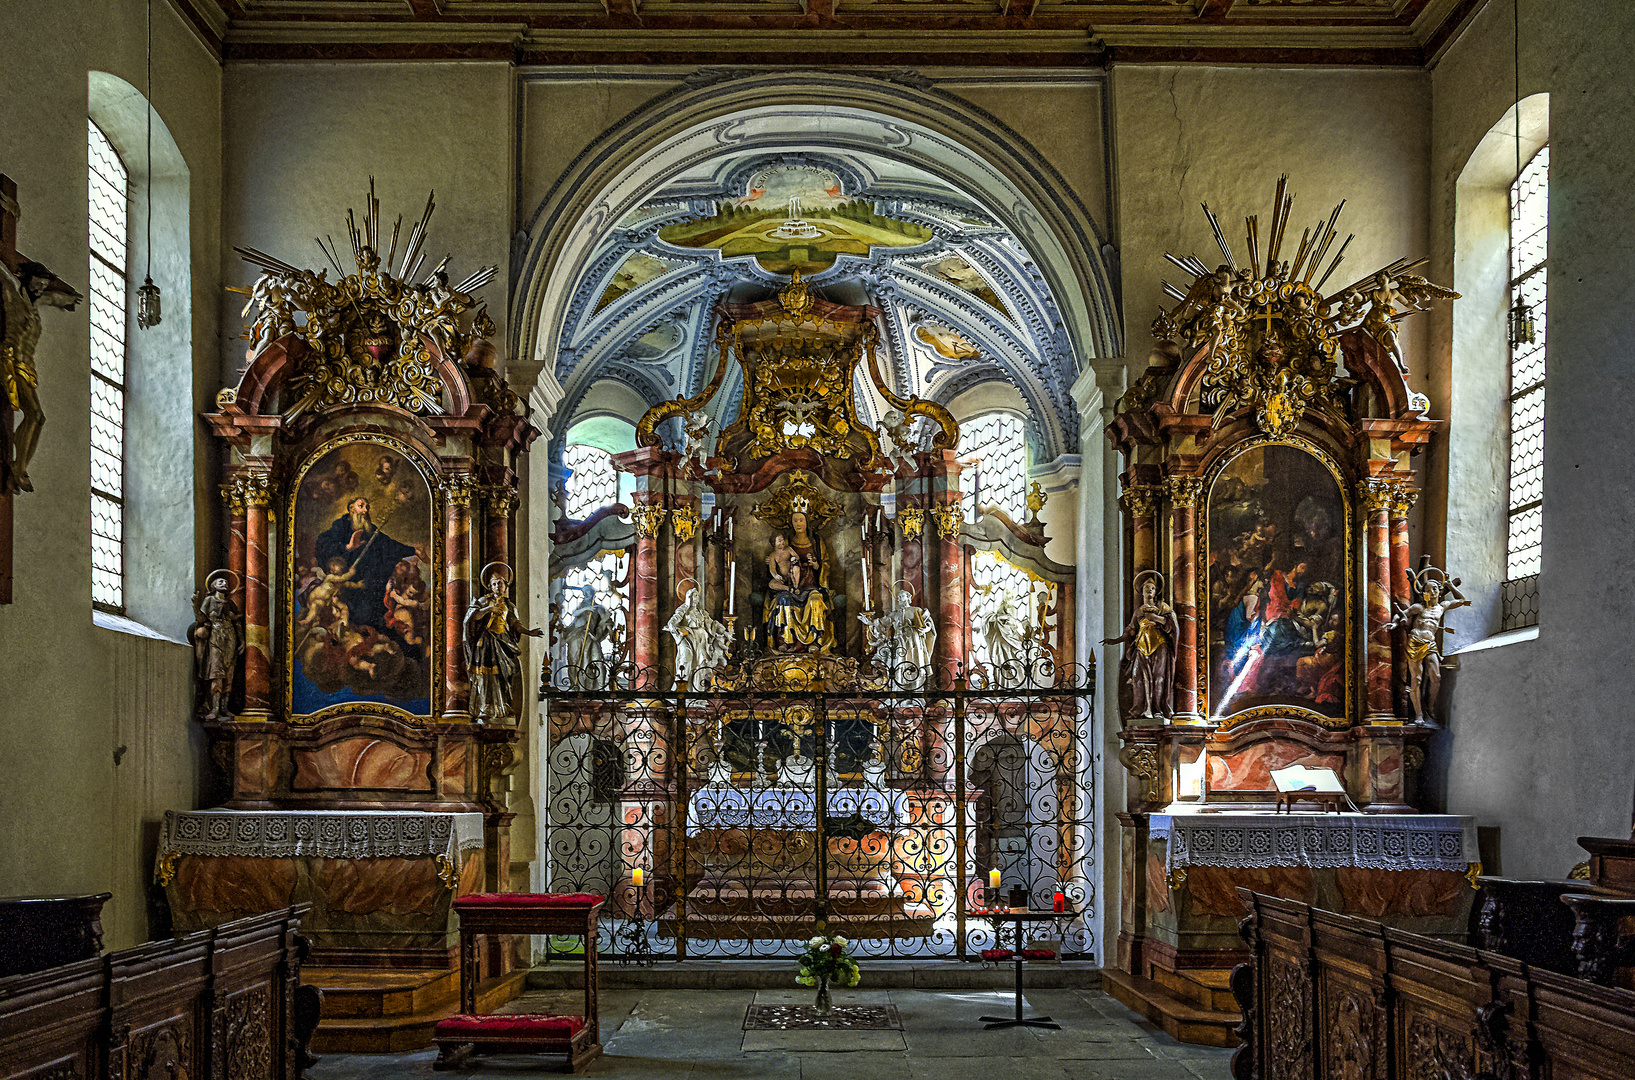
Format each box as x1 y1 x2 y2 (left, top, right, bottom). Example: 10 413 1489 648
1205 441 1349 723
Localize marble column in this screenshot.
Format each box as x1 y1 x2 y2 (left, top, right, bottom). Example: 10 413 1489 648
1359 479 1397 724
483 485 518 573
444 474 475 719
240 471 274 717
630 499 666 688
1389 488 1418 720
931 452 966 686
221 479 248 622
1166 476 1203 722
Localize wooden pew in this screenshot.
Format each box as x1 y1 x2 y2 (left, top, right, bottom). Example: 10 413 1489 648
1232 889 1635 1080
0 905 319 1080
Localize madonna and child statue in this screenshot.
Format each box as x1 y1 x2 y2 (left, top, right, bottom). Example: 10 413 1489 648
763 500 835 654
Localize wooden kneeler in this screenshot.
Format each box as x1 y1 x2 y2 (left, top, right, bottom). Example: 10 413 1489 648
434 893 604 1072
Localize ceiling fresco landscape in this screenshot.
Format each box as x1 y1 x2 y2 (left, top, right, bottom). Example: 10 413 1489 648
553 150 1079 463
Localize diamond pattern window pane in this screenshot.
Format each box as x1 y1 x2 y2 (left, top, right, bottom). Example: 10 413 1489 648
1510 146 1548 283
92 492 124 610
1504 143 1548 612
1507 507 1542 580
1508 388 1544 512
89 119 128 610
957 412 1027 523
563 443 618 520
88 120 128 269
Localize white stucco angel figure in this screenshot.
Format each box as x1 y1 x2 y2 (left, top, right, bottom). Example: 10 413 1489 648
887 587 937 687
878 409 920 474
558 580 615 690
979 582 1033 685
665 583 731 690
243 270 297 354
680 409 715 467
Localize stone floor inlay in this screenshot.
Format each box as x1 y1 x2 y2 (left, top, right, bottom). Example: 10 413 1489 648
743 1003 903 1030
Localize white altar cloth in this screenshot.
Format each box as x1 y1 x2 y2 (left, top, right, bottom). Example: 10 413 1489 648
1151 810 1477 875
159 808 486 864
687 787 909 831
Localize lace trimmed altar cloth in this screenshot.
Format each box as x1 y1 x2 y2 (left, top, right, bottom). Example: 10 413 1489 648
159 808 486 864
1151 811 1477 875
687 787 909 831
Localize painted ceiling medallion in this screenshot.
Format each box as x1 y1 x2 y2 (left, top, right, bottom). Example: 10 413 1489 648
658 164 931 275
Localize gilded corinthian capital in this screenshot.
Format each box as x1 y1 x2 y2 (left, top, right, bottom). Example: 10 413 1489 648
1119 482 1161 519
1165 476 1203 508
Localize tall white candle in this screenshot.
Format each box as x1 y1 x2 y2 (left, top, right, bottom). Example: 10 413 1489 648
728 562 737 615
727 517 733 542
860 558 871 609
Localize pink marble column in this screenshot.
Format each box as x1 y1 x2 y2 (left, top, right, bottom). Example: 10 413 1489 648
240 471 274 717
931 454 966 686
1166 476 1202 722
221 479 247 623
630 498 665 688
483 485 517 572
1389 488 1418 720
444 475 474 719
1360 480 1396 723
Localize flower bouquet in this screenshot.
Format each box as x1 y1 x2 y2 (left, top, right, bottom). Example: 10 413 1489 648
794 933 861 1012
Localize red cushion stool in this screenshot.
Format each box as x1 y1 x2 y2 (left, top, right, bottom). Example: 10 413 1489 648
434 1014 598 1072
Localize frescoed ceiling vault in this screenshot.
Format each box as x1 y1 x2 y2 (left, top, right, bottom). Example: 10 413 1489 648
554 149 1080 463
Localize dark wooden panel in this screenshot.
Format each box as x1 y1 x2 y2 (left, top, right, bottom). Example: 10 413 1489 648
1235 890 1635 1080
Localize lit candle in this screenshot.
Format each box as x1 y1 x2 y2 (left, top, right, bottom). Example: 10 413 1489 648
989 868 1001 889
728 563 737 615
633 866 644 887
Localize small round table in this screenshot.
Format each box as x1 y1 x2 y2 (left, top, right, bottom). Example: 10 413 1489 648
978 906 1077 1030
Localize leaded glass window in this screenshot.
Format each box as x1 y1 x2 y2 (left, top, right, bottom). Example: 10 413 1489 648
88 119 128 612
563 442 618 520
1503 145 1548 631
957 412 1027 523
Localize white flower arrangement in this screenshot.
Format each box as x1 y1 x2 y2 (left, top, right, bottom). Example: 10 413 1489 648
794 932 861 987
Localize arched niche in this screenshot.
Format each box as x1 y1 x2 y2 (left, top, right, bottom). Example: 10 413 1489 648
88 70 193 635
511 72 1121 419
1447 93 1550 635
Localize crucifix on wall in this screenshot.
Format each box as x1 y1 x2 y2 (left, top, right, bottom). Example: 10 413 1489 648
0 173 86 604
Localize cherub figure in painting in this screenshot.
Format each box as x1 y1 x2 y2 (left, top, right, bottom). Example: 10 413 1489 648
299 555 367 636
1387 557 1471 724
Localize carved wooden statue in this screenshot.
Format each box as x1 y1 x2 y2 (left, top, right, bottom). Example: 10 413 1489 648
2 259 83 494
191 570 244 720
1104 570 1178 724
464 562 541 722
1387 556 1470 724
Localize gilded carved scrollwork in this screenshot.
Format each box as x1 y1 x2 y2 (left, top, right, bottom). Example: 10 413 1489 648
1119 482 1161 520
1391 487 1420 518
669 506 700 541
630 505 666 539
239 472 274 509
220 479 248 515
1165 475 1203 509
898 509 925 541
482 485 519 516
1357 478 1397 514
931 503 961 540
442 474 476 508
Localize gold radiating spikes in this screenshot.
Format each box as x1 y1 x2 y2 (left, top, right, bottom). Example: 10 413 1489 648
1245 215 1261 281
1202 202 1234 270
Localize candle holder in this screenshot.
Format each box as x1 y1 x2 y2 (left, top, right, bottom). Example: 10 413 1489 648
981 886 1002 909
723 614 738 655
616 878 655 967
753 740 769 788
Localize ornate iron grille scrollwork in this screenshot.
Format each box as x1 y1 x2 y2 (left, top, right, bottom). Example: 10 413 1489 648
538 661 1097 962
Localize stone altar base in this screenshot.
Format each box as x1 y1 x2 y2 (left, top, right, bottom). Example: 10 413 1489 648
166 850 484 966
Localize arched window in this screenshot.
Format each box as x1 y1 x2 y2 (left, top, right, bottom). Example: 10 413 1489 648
1503 145 1548 630
957 411 1027 523
88 118 129 612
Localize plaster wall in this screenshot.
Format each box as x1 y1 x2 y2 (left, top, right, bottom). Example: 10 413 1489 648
0 0 222 949
221 61 516 371
1110 65 1431 386
1428 2 1635 875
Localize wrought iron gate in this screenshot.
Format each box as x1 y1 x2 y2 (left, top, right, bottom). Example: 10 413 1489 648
541 664 1097 962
